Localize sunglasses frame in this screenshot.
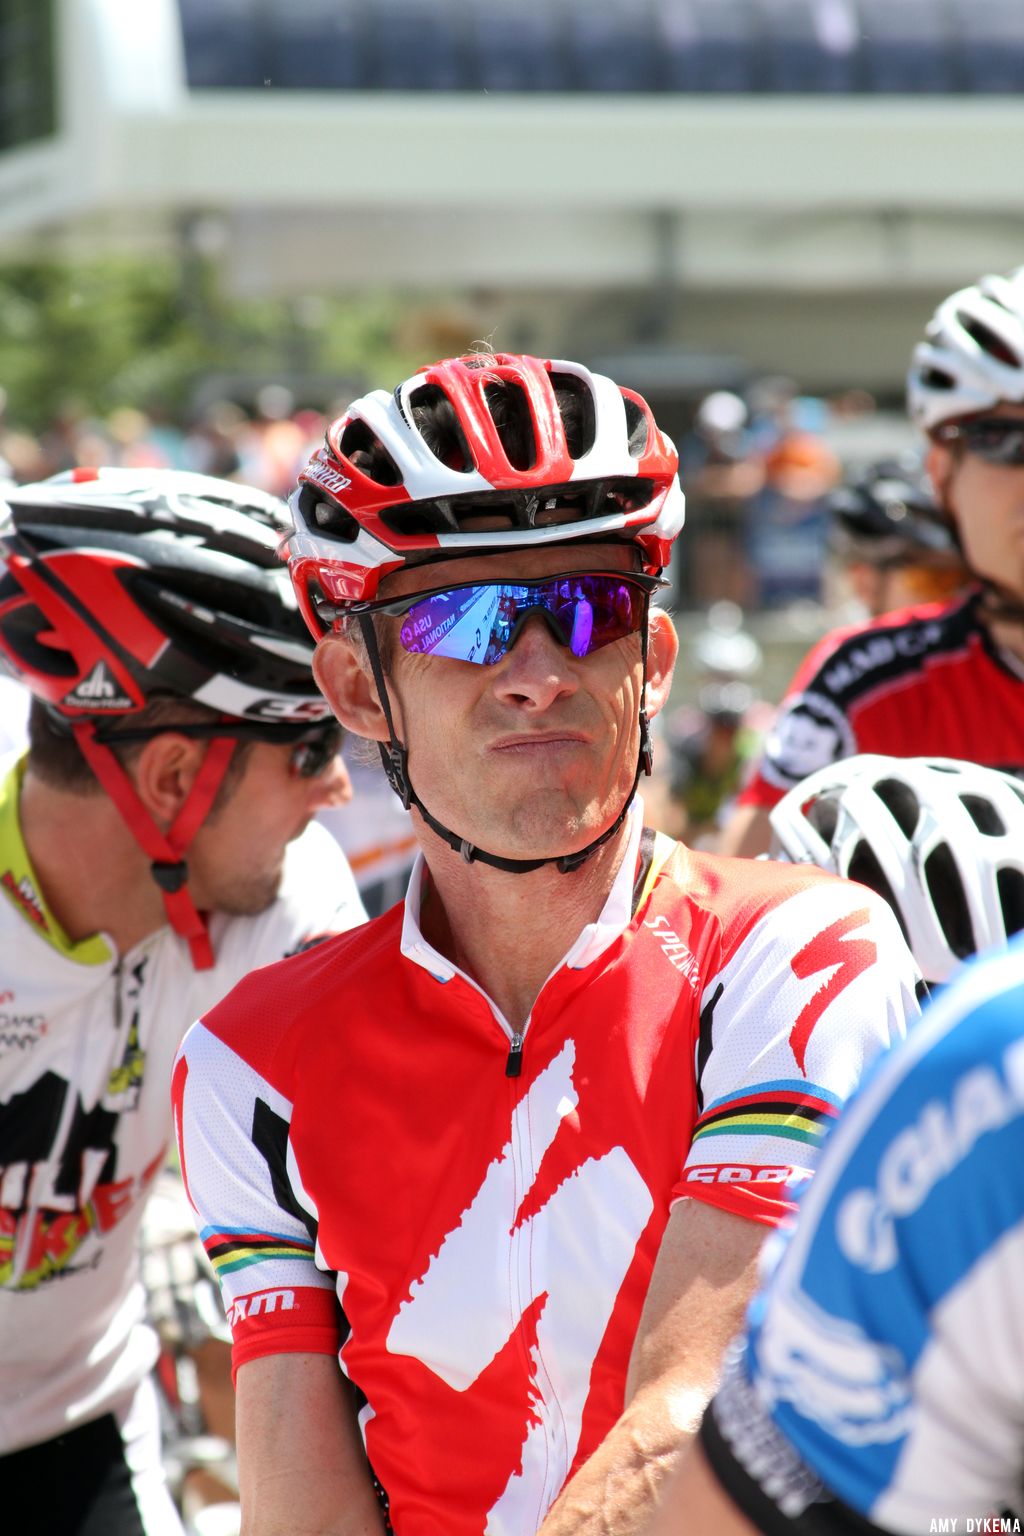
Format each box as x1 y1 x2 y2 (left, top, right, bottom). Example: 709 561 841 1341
93 718 344 780
937 417 1024 466
350 569 666 667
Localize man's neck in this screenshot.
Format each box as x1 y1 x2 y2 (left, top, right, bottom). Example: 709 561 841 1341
417 819 635 1030
18 768 169 955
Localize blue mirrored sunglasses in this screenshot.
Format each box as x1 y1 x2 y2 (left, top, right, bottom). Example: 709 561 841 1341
359 571 665 667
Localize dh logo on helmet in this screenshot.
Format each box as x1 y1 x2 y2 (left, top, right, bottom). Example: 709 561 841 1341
63 662 135 712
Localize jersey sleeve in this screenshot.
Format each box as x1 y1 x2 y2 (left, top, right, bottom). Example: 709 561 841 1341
678 876 920 1227
172 1008 343 1380
700 943 1024 1533
737 633 861 809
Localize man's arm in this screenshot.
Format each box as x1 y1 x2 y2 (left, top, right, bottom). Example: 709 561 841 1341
646 1437 759 1536
716 802 773 858
537 1199 765 1536
236 1353 386 1536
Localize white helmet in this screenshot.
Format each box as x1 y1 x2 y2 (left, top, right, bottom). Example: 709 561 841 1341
908 268 1024 433
769 755 1024 985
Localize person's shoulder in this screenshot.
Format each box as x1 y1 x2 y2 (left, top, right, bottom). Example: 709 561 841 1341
657 844 896 950
196 902 404 1070
912 936 1024 1076
217 898 401 1014
799 588 977 671
667 844 850 915
776 591 980 728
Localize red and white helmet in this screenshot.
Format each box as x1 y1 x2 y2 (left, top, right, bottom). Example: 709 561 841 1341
286 353 684 633
908 268 1024 433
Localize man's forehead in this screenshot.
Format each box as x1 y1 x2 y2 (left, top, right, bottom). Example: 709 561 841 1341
380 541 640 598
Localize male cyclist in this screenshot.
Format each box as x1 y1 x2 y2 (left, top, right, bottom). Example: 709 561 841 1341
173 355 919 1536
0 468 363 1535
648 757 1024 1533
721 267 1024 857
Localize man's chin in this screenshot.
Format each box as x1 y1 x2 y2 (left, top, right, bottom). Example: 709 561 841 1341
423 793 627 866
204 868 285 918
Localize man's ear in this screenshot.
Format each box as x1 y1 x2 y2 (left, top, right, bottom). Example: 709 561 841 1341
644 609 679 721
313 632 392 742
133 734 209 829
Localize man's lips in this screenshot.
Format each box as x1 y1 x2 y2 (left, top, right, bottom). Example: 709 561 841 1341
487 730 592 753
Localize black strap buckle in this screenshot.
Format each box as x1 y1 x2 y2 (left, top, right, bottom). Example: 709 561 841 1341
381 743 413 811
151 859 188 894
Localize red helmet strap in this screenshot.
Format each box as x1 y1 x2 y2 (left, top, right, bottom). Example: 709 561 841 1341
71 723 238 970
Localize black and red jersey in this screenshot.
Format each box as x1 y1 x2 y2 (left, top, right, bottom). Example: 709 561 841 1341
739 590 1024 810
173 813 918 1535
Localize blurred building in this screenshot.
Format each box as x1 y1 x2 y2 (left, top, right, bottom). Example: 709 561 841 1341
1 0 1023 422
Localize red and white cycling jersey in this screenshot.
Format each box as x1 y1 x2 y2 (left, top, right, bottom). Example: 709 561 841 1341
173 809 919 1536
738 590 1024 810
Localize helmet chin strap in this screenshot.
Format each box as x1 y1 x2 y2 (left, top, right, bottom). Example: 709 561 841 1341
356 611 654 876
72 722 237 969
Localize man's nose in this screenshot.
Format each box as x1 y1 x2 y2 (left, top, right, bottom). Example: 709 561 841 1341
492 612 579 707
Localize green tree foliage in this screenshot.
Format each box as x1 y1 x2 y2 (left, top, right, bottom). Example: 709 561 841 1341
0 253 429 432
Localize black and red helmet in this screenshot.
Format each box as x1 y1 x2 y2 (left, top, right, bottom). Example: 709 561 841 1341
0 466 330 726
1 468 337 970
826 458 961 566
286 352 685 633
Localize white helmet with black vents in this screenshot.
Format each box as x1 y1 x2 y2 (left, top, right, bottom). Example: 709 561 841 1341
908 268 1024 433
769 754 1024 985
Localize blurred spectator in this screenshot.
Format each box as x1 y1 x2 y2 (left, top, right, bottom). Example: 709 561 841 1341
234 385 309 498
745 422 842 607
676 391 762 606
183 400 245 479
652 602 769 847
663 681 761 849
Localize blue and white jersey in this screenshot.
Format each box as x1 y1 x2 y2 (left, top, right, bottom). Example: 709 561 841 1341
703 937 1024 1534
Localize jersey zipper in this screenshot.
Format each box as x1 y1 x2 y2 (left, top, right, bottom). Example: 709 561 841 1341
505 1031 525 1077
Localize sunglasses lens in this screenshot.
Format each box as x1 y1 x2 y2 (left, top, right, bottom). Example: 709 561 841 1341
396 575 647 666
290 724 342 778
399 585 500 663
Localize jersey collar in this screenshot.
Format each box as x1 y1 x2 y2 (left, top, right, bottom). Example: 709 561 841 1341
399 798 645 987
0 755 112 965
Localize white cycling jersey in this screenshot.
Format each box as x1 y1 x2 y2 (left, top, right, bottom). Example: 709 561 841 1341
0 753 365 1455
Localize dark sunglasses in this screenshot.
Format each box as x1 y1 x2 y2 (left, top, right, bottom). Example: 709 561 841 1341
355 571 664 667
937 418 1024 466
95 719 344 780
